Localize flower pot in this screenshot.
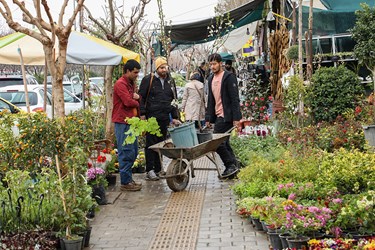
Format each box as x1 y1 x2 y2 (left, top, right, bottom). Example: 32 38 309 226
92 185 107 205
306 231 325 240
60 236 83 250
279 232 291 249
106 174 117 186
362 125 375 147
261 220 268 232
287 236 310 250
267 231 283 250
86 205 95 219
136 165 146 173
252 218 264 231
272 100 285 116
83 226 92 247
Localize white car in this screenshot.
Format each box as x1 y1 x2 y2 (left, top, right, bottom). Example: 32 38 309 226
0 85 82 118
89 77 104 91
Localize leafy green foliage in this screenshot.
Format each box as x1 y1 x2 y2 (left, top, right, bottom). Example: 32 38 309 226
171 72 186 87
230 134 284 166
306 66 364 123
283 75 307 128
286 45 304 61
351 3 375 74
125 117 162 144
316 148 375 194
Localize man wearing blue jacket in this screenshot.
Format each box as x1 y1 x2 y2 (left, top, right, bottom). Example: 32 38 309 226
205 53 242 178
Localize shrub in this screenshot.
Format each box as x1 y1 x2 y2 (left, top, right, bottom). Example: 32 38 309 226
306 66 364 123
316 148 375 194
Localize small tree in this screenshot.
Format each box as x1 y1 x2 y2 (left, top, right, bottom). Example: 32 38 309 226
306 66 364 123
351 3 375 92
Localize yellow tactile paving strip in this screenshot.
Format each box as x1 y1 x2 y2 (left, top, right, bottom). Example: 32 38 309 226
148 157 210 250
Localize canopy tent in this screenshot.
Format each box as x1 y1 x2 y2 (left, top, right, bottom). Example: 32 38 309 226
222 23 257 53
219 52 235 61
0 31 140 66
295 0 375 36
165 0 265 44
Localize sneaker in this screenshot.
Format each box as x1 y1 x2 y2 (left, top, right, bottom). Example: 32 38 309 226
120 182 142 191
156 170 166 177
221 164 239 178
146 170 159 181
131 180 142 187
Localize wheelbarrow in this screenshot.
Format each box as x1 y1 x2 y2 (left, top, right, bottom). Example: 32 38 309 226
149 133 231 192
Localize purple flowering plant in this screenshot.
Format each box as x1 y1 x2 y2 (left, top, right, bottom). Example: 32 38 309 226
86 167 107 187
283 200 332 237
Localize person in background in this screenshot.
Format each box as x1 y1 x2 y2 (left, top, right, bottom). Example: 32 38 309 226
112 59 142 191
225 59 237 75
206 53 242 178
139 57 180 181
196 61 208 83
181 71 205 129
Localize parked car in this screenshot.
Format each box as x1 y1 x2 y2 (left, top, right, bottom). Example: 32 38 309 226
0 74 40 87
0 85 82 118
89 77 104 91
0 96 21 114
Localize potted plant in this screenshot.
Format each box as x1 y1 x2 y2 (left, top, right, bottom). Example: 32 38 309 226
104 148 118 185
86 166 108 205
283 200 332 248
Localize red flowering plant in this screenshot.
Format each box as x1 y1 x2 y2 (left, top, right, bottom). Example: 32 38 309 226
240 77 271 123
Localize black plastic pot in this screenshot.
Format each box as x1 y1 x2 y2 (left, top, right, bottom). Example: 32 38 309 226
92 185 107 205
267 231 283 250
106 174 117 186
60 236 83 250
197 129 213 144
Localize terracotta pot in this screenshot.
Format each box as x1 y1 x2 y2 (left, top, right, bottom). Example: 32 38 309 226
272 100 285 116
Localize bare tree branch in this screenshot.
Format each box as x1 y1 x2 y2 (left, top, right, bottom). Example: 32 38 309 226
12 0 48 37
41 0 56 46
63 0 84 34
82 5 110 35
33 0 41 21
108 0 115 34
58 0 68 27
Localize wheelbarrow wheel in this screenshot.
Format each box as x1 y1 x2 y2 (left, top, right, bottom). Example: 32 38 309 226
166 159 189 192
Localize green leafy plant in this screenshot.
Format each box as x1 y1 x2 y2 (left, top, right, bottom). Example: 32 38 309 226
335 191 375 234
316 148 375 194
283 74 306 128
350 3 375 93
124 117 162 144
286 45 304 61
306 65 364 123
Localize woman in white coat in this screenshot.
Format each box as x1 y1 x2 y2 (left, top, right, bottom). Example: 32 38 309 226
181 72 206 128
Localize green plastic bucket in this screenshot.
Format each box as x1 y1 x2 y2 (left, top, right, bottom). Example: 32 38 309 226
168 122 198 147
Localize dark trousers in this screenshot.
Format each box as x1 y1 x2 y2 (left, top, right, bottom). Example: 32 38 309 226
213 117 237 167
145 118 169 173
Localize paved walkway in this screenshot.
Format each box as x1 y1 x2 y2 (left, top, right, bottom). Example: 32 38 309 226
88 157 270 250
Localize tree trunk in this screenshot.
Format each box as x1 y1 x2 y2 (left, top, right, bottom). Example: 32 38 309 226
43 45 66 119
298 0 303 79
105 65 115 144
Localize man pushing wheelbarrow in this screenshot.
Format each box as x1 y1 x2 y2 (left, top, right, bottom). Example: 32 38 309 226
205 53 242 179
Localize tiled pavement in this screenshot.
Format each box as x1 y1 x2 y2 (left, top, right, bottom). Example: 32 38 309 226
89 157 270 250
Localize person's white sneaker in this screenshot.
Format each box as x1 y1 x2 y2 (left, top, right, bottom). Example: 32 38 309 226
146 170 159 181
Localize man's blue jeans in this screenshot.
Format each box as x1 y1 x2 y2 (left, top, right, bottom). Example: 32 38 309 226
115 123 138 185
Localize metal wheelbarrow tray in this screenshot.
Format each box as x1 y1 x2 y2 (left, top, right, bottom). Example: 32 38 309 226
149 133 230 192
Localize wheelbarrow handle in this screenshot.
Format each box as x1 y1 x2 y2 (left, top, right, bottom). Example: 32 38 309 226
225 126 237 134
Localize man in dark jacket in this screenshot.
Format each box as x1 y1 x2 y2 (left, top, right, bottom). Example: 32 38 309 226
139 57 180 181
112 59 142 191
206 53 242 178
